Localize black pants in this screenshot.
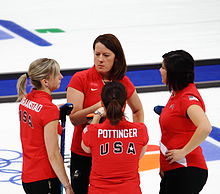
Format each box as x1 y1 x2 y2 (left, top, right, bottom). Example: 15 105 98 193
70 152 92 194
159 167 208 194
22 177 61 194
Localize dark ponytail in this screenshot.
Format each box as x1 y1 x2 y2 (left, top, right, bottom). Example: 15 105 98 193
101 81 127 125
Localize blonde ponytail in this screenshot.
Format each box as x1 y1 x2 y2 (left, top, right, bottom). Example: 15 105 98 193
16 73 28 101
16 58 60 102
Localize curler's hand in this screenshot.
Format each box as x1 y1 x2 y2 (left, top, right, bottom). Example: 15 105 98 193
86 107 106 124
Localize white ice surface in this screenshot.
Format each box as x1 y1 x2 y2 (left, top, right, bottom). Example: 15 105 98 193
0 88 220 193
0 0 220 73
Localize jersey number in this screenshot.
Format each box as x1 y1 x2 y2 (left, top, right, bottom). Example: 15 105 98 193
19 110 33 128
100 141 136 156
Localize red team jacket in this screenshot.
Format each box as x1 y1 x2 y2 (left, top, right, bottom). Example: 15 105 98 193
67 66 135 156
159 83 208 172
82 118 148 194
19 89 61 183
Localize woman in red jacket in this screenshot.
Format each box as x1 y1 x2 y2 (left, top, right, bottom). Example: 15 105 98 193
158 50 212 194
81 81 148 194
17 58 74 194
67 34 144 194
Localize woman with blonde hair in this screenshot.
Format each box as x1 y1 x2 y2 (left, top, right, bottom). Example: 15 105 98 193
17 58 74 194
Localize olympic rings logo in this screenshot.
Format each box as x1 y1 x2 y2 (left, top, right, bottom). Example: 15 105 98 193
0 149 22 185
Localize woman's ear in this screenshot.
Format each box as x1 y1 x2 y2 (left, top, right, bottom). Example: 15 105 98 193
40 79 49 88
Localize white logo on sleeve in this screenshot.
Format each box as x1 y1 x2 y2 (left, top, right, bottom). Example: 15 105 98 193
91 88 98 91
169 104 174 109
83 127 88 134
189 96 199 101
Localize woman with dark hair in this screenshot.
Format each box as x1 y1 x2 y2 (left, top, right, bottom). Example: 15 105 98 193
158 50 212 194
67 33 144 194
81 81 148 194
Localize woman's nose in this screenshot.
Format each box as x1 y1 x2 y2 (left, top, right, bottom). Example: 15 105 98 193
98 55 103 61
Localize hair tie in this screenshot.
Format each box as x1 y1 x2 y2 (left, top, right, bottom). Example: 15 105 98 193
26 73 29 78
112 94 116 100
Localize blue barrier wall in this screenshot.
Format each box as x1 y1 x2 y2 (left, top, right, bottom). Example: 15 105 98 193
1 64 220 96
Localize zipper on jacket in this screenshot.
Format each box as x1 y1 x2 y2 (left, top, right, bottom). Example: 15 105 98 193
48 180 51 194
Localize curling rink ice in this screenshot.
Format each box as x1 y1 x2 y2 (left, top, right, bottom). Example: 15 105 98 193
1 0 220 72
1 0 220 193
1 88 220 194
